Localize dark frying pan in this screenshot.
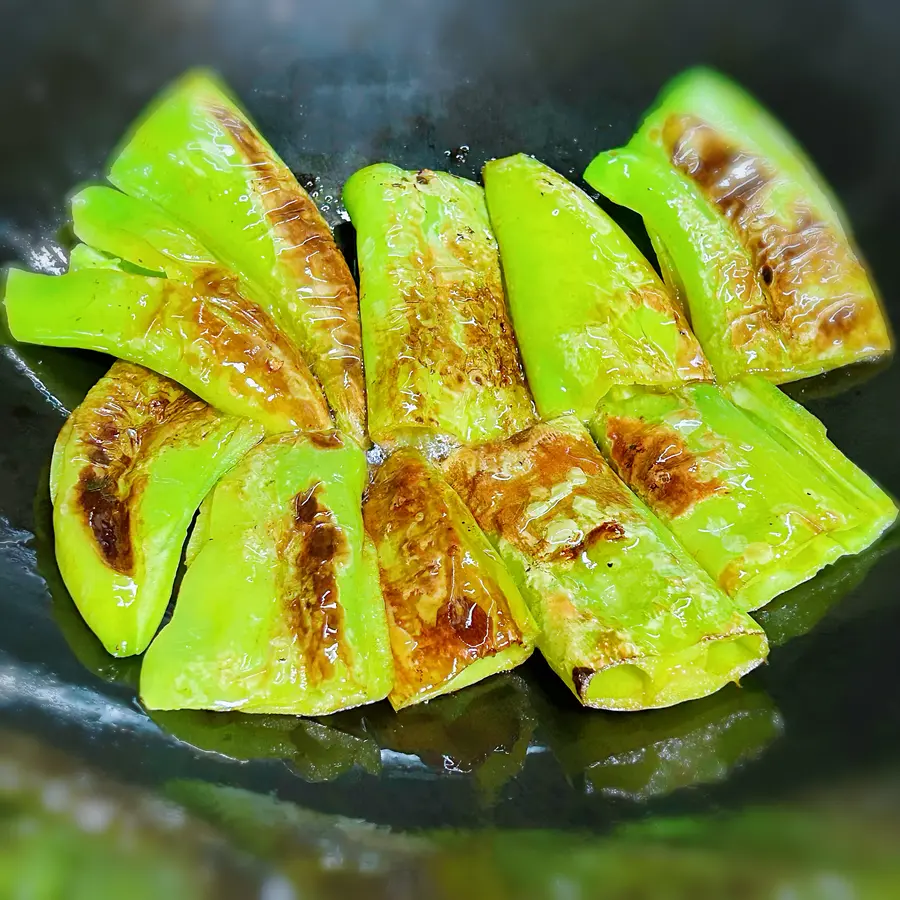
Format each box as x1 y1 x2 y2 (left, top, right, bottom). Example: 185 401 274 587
2 1 899 896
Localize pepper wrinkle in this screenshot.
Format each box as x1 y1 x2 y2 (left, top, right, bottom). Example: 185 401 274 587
364 451 525 707
605 414 725 518
664 114 874 350
279 483 349 683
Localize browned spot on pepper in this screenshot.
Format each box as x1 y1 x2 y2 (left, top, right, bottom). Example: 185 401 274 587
278 483 349 682
554 521 626 562
572 666 594 698
364 450 523 707
72 362 218 574
444 420 634 563
208 105 366 439
663 114 880 355
167 267 332 431
306 431 344 450
605 415 724 518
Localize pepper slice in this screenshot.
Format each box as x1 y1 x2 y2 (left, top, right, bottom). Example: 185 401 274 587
363 449 537 709
584 68 893 383
443 416 767 710
482 153 711 420
50 360 263 657
343 164 536 450
591 377 898 611
94 70 366 443
5 266 333 434
140 431 392 714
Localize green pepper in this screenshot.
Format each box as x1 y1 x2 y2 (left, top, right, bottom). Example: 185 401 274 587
33 469 141 685
363 449 537 709
591 377 898 611
443 416 767 710
140 430 392 714
584 68 893 384
93 70 366 443
754 520 899 646
5 265 334 434
481 153 711 421
49 360 262 657
342 164 536 449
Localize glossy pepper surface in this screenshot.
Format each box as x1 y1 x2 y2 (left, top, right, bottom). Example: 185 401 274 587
102 70 366 442
5 265 333 435
364 449 537 709
482 153 711 420
443 416 767 710
584 68 893 383
343 163 536 450
140 431 392 714
50 360 263 657
591 377 898 611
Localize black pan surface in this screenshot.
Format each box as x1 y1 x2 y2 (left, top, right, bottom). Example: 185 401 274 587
1 0 899 895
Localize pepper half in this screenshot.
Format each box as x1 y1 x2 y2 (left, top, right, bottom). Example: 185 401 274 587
482 153 711 420
5 265 333 434
364 449 537 709
590 377 898 611
584 68 893 383
100 70 366 443
140 431 392 714
343 164 536 450
50 360 263 657
443 416 767 710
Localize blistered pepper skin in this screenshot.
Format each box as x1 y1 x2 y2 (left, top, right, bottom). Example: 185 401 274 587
591 377 898 611
482 154 711 421
364 449 537 709
443 416 767 710
5 266 333 435
343 164 536 451
95 71 367 444
51 361 263 657
585 68 893 384
140 431 393 715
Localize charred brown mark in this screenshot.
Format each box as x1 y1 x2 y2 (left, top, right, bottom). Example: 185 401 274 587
279 483 349 682
554 521 626 562
443 422 633 563
306 431 344 450
208 104 366 435
364 451 523 706
663 114 873 348
181 267 332 430
572 666 594 698
605 416 724 518
74 362 212 574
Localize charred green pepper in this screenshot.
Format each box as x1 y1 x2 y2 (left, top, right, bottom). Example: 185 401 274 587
140 431 392 714
100 70 366 442
444 416 767 710
343 164 536 449
482 153 711 420
591 377 898 611
363 449 537 709
5 265 333 434
50 360 262 657
584 68 893 383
